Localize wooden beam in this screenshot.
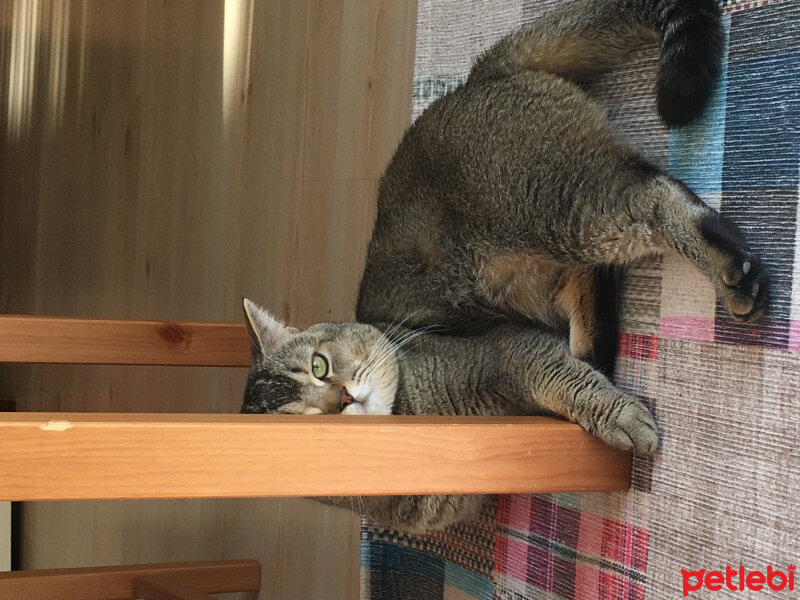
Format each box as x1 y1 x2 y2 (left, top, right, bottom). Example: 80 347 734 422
0 315 250 366
0 559 261 600
0 413 631 500
132 577 214 600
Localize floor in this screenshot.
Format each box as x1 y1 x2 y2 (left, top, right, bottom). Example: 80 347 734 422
0 1 417 597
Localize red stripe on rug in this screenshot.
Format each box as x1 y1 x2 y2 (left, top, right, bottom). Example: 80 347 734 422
617 332 659 361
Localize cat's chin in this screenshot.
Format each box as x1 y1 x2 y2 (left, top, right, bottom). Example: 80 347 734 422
341 402 367 415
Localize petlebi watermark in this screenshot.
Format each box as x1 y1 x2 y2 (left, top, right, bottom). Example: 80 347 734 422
682 565 795 596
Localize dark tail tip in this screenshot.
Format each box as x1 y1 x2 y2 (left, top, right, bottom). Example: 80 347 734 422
655 1 724 127
591 266 621 381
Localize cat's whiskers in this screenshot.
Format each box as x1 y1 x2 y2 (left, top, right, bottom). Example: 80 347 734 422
368 324 443 376
363 336 403 377
357 313 418 380
353 331 415 393
349 320 405 392
361 318 400 372
369 326 428 372
386 324 445 362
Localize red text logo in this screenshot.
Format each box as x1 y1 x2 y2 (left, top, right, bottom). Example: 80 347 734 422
682 565 795 596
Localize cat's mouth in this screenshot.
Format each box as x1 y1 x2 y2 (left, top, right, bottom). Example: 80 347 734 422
338 372 396 416
340 384 380 415
339 387 356 410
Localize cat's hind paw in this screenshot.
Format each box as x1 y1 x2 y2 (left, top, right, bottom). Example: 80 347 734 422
701 213 769 322
722 253 769 322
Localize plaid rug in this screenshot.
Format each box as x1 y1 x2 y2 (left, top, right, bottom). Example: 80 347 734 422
361 0 800 598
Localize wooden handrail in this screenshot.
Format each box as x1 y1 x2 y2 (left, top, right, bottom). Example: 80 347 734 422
0 413 631 500
0 315 250 366
0 559 261 600
0 317 633 499
132 576 216 600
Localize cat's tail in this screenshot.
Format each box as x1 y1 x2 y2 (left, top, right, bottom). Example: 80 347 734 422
469 0 723 127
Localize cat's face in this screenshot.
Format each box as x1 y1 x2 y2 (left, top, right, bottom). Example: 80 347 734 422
241 299 398 415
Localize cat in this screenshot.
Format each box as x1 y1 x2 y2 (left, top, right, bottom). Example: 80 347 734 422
241 303 659 531
242 0 768 533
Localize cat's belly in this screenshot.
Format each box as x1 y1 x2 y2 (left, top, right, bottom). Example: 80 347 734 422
476 250 567 329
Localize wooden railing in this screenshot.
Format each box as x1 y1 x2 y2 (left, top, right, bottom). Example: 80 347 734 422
0 315 251 366
0 315 633 500
0 559 261 600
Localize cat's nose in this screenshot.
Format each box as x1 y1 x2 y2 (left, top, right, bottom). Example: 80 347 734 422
339 387 355 411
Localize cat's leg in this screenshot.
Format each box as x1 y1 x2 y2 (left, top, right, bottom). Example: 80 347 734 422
576 172 768 322
520 337 659 455
360 494 488 533
553 265 619 379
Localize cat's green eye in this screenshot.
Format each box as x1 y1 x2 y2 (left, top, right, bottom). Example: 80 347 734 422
311 353 329 379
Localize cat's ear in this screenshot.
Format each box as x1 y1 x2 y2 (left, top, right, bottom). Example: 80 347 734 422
242 298 298 356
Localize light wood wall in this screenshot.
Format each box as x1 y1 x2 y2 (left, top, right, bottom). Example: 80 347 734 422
0 1 417 597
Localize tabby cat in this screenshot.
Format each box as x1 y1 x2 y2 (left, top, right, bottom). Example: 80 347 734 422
242 0 768 532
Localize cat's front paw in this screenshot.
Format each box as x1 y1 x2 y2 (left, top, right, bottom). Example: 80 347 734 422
597 398 659 456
